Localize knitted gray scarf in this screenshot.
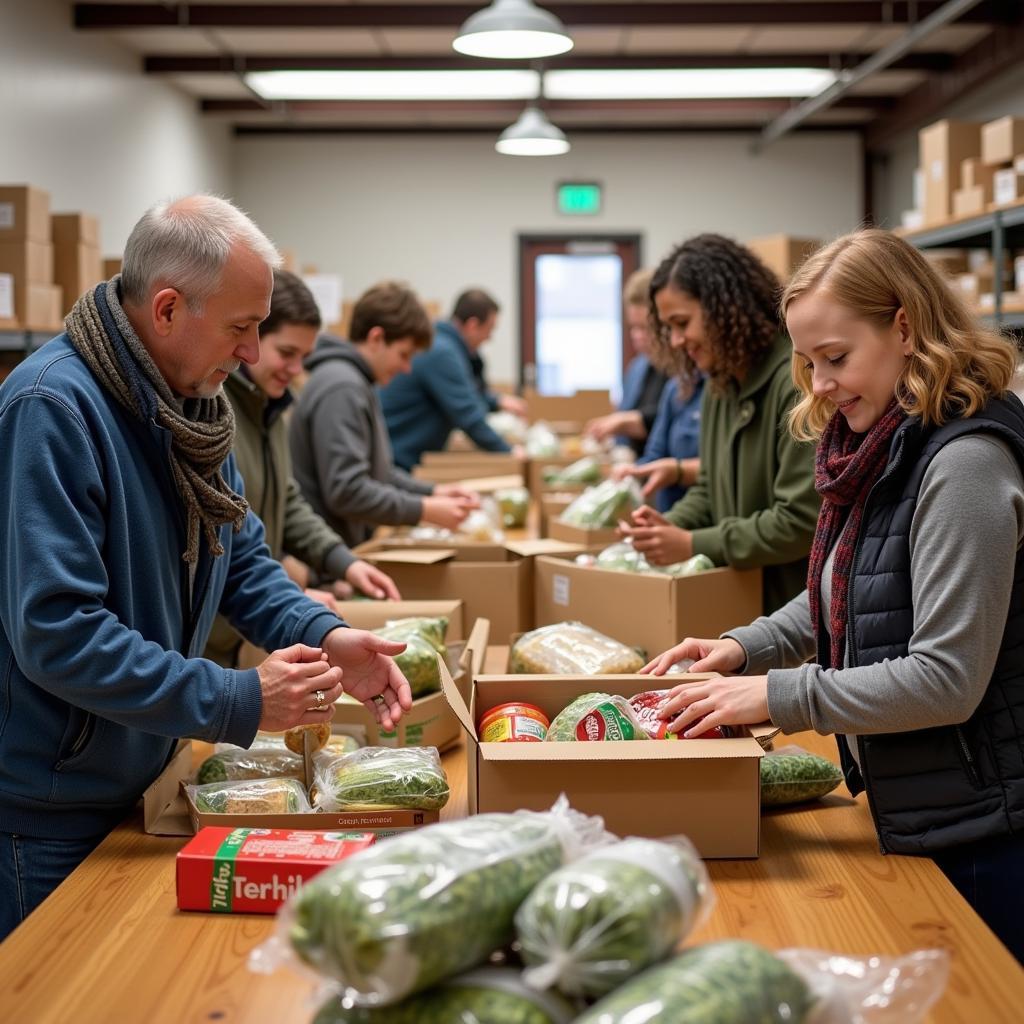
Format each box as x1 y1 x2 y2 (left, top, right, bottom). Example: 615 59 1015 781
65 277 248 565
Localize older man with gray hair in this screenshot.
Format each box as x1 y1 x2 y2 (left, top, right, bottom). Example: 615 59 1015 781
0 195 412 940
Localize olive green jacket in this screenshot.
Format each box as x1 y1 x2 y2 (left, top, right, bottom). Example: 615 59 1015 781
665 334 819 614
204 371 356 666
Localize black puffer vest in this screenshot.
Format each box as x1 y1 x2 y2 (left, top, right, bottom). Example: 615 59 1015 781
830 395 1024 855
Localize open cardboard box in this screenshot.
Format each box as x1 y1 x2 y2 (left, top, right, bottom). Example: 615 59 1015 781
441 664 777 858
413 451 526 484
355 538 583 638
534 555 763 657
546 519 621 547
524 389 612 424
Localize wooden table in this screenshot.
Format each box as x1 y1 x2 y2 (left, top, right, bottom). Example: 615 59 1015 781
1 649 1022 1022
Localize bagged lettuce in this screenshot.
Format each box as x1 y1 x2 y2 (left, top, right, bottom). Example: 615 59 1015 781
545 693 649 742
196 747 304 785
312 746 449 812
558 479 640 530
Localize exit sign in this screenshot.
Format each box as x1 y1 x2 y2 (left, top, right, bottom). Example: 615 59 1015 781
557 182 602 215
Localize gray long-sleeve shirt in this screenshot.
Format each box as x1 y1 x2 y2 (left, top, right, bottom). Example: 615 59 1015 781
726 434 1024 736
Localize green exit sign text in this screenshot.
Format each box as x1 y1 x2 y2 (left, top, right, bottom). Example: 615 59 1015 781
557 182 602 215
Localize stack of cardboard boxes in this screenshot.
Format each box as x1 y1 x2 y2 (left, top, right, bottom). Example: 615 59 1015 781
52 212 104 315
0 185 63 332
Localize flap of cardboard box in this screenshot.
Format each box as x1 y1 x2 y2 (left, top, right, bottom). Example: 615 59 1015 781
456 474 526 493
459 617 491 678
362 548 458 565
440 656 477 738
141 739 195 836
505 538 585 558
479 739 758 762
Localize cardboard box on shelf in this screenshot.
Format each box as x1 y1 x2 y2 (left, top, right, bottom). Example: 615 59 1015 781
921 249 970 277
441 666 777 857
524 389 612 425
981 116 1024 167
952 186 986 219
0 185 51 243
355 538 582 639
176 827 375 913
1015 255 1024 294
0 240 53 284
900 209 925 231
51 212 100 249
919 120 982 224
744 235 821 282
993 169 1024 207
961 157 998 199
979 291 1024 314
534 554 762 658
0 276 63 331
53 243 103 313
102 257 121 279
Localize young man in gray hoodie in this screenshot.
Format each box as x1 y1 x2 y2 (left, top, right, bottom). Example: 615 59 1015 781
290 281 478 548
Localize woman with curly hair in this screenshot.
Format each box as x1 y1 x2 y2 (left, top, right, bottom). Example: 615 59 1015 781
619 233 820 613
644 228 1024 962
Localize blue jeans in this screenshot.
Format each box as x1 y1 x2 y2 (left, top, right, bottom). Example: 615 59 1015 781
933 831 1024 965
0 831 106 942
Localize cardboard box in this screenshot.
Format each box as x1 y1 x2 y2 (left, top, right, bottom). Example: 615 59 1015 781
176 827 375 913
356 538 582 639
102 257 122 278
539 492 580 537
0 240 54 284
993 169 1024 206
745 235 821 283
961 157 998 198
981 116 1024 167
51 212 100 248
922 249 969 277
0 185 51 243
441 666 776 857
524 389 612 424
919 120 982 224
54 243 103 313
952 186 986 218
546 520 621 547
534 554 763 657
0 274 63 331
413 452 526 484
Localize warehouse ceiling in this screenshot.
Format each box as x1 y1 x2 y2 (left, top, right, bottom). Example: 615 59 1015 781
74 2 1024 145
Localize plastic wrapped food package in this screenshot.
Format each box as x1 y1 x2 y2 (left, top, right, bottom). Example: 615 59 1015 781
510 622 645 675
196 747 304 785
545 693 649 742
187 777 312 815
516 836 714 998
459 499 505 543
661 553 716 577
629 690 728 740
558 479 641 530
376 616 449 698
542 456 602 486
310 967 575 1024
249 798 611 1005
525 422 562 459
594 539 652 574
311 746 450 812
494 487 530 528
575 940 949 1024
760 746 844 806
486 411 529 444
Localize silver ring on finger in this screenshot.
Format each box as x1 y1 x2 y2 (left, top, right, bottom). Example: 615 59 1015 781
315 689 326 710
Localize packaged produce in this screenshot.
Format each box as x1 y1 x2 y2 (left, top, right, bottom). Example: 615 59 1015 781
510 622 645 675
311 746 450 812
381 615 448 653
516 836 713 997
250 799 610 1005
662 553 716 577
486 410 528 444
558 478 640 530
594 539 651 574
546 693 649 742
196 747 304 785
187 777 312 815
459 499 505 543
543 456 602 486
760 746 844 806
284 721 332 755
311 967 575 1024
495 487 530 528
629 690 728 740
478 702 550 742
376 616 449 698
576 940 949 1024
525 422 561 459
177 827 374 914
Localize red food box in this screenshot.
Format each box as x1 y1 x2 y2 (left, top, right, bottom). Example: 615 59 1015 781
176 827 375 913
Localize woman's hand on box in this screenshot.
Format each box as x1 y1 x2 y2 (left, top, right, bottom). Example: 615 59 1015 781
658 674 770 738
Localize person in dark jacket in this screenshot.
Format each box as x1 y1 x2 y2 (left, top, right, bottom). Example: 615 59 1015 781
643 229 1024 963
291 281 479 547
0 197 411 941
585 268 668 456
379 289 514 469
205 270 400 668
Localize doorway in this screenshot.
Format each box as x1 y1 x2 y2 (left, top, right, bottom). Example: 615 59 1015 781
519 234 642 401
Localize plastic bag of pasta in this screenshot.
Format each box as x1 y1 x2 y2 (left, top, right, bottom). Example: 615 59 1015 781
516 836 714 998
196 747 305 785
186 777 312 815
249 797 611 1006
310 967 575 1024
510 622 644 675
311 746 450 812
545 693 649 742
559 478 641 529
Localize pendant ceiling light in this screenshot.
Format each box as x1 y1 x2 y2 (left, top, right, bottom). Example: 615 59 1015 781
495 105 569 156
453 0 574 60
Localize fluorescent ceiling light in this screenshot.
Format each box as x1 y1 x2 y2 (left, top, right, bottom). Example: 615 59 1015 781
245 69 538 102
454 0 573 60
546 68 838 100
495 106 570 156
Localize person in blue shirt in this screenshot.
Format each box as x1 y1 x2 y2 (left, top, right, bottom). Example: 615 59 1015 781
380 289 518 469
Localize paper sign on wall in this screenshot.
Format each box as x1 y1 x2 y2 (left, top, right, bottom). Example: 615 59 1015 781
301 273 343 328
0 273 14 319
0 203 13 231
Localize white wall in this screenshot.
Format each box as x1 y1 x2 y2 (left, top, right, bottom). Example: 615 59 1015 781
234 131 863 382
872 62 1024 229
0 1 232 256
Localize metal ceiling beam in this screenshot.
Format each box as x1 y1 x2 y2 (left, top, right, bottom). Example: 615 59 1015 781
755 0 987 150
145 52 952 74
234 123 864 137
73 2 1006 30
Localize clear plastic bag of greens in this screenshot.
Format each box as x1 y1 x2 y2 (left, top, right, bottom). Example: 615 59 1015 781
559 478 641 529
486 411 528 444
376 618 448 698
517 835 714 998
760 745 844 807
379 616 448 654
661 553 716 577
545 692 649 742
459 498 505 542
196 747 304 785
310 966 576 1024
574 940 949 1024
594 539 652 574
494 486 530 528
526 422 562 459
543 456 602 486
186 777 312 815
510 622 645 675
249 796 612 1006
311 746 450 812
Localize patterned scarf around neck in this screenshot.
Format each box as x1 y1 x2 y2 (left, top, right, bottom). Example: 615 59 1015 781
808 399 907 668
65 277 248 566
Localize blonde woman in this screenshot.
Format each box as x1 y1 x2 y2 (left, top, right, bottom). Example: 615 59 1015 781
643 228 1024 962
